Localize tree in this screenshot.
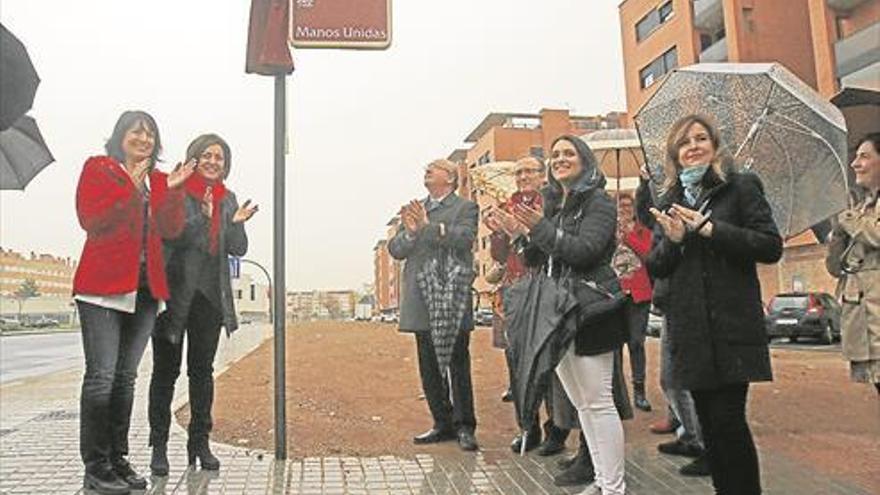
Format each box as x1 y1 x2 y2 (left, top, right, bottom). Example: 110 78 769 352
13 279 40 320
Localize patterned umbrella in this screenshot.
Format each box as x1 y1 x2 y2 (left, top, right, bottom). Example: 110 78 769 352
635 63 850 238
468 161 518 203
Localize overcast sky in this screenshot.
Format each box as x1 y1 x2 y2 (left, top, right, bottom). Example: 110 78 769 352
0 0 627 291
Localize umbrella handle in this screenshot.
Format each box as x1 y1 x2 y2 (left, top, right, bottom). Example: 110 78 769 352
520 430 528 456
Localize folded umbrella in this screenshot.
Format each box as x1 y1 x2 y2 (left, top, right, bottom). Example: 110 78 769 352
0 115 54 190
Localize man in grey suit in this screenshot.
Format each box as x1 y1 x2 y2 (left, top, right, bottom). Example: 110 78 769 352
388 159 480 452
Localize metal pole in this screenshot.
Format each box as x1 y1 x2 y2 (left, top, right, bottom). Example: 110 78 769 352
240 259 273 323
273 74 287 460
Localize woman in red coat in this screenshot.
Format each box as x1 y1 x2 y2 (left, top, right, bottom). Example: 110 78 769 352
73 110 193 495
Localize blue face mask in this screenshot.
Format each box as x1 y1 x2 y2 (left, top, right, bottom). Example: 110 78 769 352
679 165 709 188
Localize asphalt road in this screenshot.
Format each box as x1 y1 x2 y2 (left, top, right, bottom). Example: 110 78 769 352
0 331 83 384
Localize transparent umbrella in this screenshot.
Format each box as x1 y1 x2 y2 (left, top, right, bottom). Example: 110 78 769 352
634 63 850 238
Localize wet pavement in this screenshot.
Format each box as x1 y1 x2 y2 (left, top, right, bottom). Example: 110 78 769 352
0 323 873 494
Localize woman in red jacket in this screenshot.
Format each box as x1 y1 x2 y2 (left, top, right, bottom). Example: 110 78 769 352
614 193 654 412
73 110 193 495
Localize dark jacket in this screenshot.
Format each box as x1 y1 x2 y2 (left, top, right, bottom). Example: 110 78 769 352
646 169 782 390
525 169 627 356
388 193 478 333
160 192 248 342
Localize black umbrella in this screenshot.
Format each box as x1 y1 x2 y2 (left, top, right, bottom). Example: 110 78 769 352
0 23 40 131
0 115 54 190
504 270 579 442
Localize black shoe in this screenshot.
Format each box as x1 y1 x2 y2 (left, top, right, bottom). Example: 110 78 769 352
111 457 147 490
188 439 221 471
501 389 514 402
679 455 711 477
658 439 703 458
84 464 131 495
413 427 456 445
509 430 541 454
633 381 652 412
556 453 578 470
458 430 479 451
150 444 169 477
553 452 595 487
536 436 566 456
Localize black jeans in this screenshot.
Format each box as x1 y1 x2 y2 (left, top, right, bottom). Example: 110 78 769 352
415 330 476 433
148 292 223 446
692 383 762 495
77 289 156 470
623 298 649 384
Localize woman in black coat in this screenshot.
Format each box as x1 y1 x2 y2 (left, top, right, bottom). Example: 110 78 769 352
147 134 258 476
647 114 782 495
510 135 628 495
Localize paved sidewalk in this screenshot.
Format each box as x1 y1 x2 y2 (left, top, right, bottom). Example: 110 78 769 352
0 325 873 494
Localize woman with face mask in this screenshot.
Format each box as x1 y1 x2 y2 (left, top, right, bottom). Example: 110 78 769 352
647 114 783 495
73 110 193 494
147 134 258 477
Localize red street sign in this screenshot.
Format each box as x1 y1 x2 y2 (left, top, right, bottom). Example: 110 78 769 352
290 0 391 49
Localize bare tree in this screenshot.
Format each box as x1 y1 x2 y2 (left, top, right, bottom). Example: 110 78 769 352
13 278 40 320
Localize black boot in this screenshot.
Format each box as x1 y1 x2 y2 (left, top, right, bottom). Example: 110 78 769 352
633 381 652 412
84 462 131 495
110 457 147 490
188 437 220 471
536 421 569 457
150 444 170 476
553 434 595 486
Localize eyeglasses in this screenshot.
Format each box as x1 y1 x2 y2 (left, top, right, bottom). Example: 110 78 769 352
514 168 543 176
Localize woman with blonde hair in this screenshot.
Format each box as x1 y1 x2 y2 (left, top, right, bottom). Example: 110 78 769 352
647 114 782 495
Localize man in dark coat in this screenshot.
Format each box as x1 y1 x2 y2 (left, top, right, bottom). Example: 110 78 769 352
388 159 480 452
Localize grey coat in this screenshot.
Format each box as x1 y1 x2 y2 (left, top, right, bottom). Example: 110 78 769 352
160 192 248 342
388 193 478 333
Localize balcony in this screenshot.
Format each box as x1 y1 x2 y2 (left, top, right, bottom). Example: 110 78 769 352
693 0 724 31
699 37 728 63
826 0 870 11
835 21 880 77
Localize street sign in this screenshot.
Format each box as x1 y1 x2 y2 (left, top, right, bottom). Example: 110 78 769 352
229 256 241 279
290 0 391 49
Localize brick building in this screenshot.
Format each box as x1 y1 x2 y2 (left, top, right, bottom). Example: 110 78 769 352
0 248 76 297
617 0 878 300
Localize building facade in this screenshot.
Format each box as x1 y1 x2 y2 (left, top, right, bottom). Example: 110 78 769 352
287 289 357 321
0 248 76 297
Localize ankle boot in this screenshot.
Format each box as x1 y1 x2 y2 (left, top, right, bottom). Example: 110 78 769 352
188 438 220 471
633 381 652 412
150 444 170 476
553 435 595 486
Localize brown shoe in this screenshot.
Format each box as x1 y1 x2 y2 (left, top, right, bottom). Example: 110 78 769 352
649 418 679 434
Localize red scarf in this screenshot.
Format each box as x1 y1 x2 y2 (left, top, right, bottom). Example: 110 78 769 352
184 173 227 255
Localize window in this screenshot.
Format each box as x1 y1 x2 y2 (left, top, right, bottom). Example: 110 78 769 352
658 1 674 23
636 1 674 42
530 146 544 159
640 46 678 89
477 152 491 165
250 284 256 301
236 289 243 300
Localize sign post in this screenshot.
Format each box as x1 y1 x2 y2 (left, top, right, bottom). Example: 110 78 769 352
291 0 392 50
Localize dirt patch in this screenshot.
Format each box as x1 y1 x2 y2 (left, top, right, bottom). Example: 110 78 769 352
178 321 879 492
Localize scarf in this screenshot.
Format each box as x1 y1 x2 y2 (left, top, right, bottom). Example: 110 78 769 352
679 165 709 207
184 173 227 255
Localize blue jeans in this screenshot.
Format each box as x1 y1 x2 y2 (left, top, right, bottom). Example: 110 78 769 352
77 288 156 470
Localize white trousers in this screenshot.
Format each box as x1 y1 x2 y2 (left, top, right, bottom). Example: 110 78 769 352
555 346 626 495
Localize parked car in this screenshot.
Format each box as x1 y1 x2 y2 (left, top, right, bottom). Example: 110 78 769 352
474 308 494 327
25 317 59 328
379 312 398 323
765 292 841 344
0 317 23 330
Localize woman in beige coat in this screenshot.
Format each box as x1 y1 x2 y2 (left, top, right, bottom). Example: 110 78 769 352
826 133 880 395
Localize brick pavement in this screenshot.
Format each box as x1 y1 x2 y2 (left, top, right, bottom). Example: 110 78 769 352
0 326 873 494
